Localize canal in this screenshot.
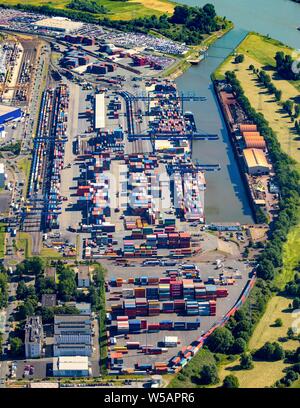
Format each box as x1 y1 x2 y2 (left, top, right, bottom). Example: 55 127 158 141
176 0 300 223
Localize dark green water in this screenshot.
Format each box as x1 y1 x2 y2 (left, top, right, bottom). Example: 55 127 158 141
176 0 300 223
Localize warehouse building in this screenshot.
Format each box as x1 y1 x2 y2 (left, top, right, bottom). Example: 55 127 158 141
53 315 93 357
94 93 105 130
32 17 83 33
243 148 270 175
25 316 44 359
52 356 90 377
0 104 21 125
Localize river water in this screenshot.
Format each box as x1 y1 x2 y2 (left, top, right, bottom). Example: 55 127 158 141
175 0 300 223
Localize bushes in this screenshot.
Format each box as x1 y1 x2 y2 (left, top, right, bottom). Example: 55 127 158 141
254 341 285 361
199 364 219 385
206 327 235 354
222 374 239 388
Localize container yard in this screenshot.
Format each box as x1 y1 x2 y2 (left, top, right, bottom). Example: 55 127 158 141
0 12 263 383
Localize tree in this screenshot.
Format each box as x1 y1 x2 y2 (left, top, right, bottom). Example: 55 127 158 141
206 327 235 354
10 337 24 356
0 272 8 308
274 89 282 101
256 259 275 280
231 337 246 354
254 341 285 361
292 298 300 309
222 374 239 388
199 364 219 385
235 54 244 64
287 327 295 339
170 5 190 24
18 300 35 320
283 100 294 116
240 353 253 370
274 318 283 327
295 104 300 118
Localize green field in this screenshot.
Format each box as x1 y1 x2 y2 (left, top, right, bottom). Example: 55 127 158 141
1 0 175 20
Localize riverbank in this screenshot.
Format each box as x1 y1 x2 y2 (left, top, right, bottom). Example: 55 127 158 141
164 20 234 80
209 32 300 388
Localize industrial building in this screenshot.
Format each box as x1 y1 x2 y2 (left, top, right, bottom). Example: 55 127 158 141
0 162 5 188
243 148 270 175
24 316 44 359
0 104 21 125
53 315 93 357
52 356 90 377
94 93 105 130
32 17 83 33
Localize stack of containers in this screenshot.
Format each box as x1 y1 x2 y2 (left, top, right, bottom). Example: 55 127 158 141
206 285 217 300
170 281 183 299
148 300 160 316
154 362 168 374
129 319 141 333
198 301 210 316
146 286 159 300
186 300 199 315
123 299 136 318
126 342 140 349
140 319 147 330
111 303 123 314
157 232 168 248
209 300 216 316
168 232 180 248
159 320 173 330
136 298 148 316
174 321 186 330
194 283 206 300
162 301 174 313
123 240 135 257
140 276 148 286
186 321 200 330
135 287 146 298
148 322 160 332
117 316 129 333
122 287 134 298
146 234 157 247
159 283 170 301
183 279 195 300
216 288 228 298
148 277 159 285
179 232 191 248
174 299 186 312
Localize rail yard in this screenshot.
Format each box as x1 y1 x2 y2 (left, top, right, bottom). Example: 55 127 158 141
0 7 280 385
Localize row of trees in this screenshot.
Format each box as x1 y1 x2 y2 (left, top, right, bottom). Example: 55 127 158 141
224 70 300 282
0 271 8 309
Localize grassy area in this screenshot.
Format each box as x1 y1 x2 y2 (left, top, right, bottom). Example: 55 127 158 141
274 223 300 289
0 223 6 259
249 295 298 351
17 157 31 195
168 348 216 388
15 232 32 258
0 0 175 20
218 360 288 388
39 247 63 259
